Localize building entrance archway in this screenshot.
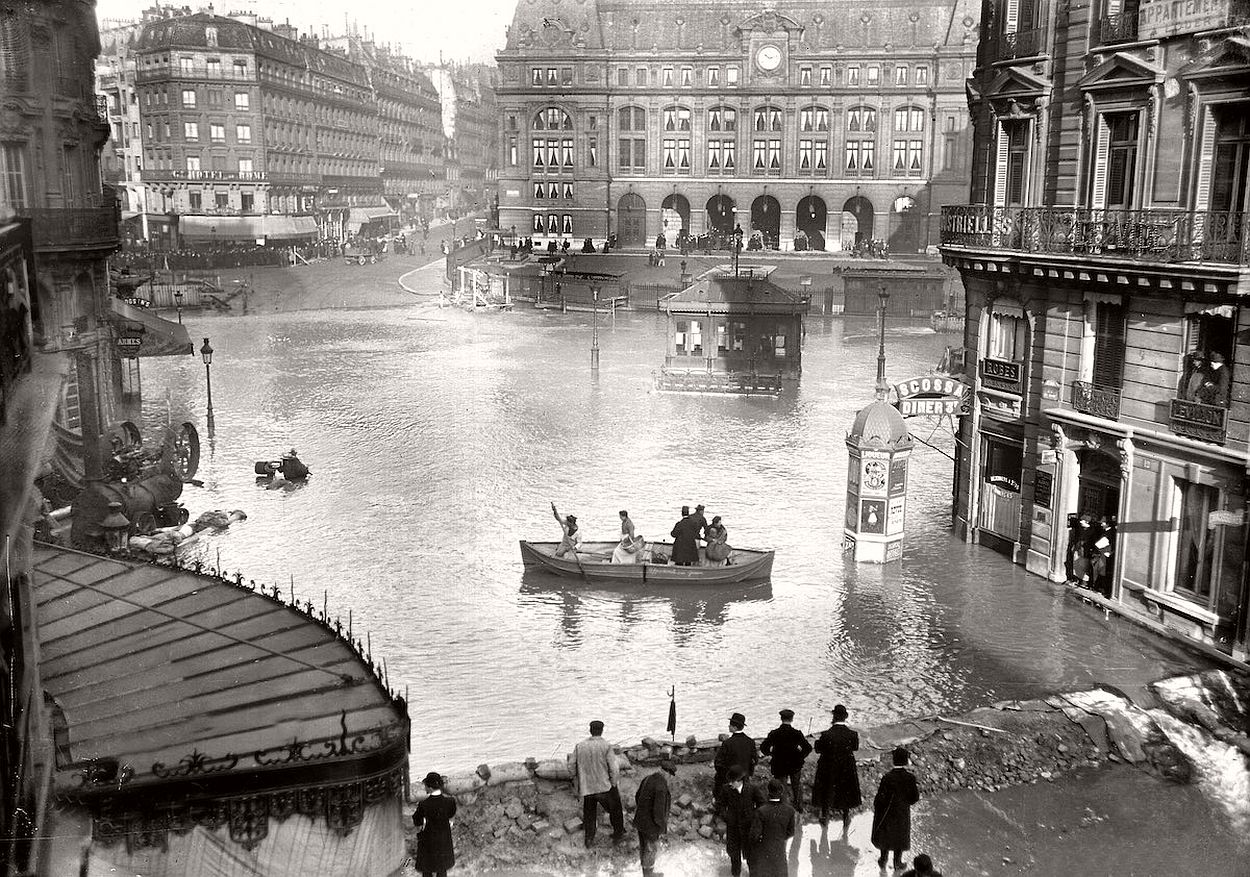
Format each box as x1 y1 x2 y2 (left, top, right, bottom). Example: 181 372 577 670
750 195 780 249
795 195 827 250
705 194 735 236
661 194 690 241
617 193 646 247
841 196 875 250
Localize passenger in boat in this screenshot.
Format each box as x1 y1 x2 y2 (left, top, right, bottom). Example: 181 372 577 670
671 506 699 566
612 510 644 564
551 502 581 558
705 515 731 565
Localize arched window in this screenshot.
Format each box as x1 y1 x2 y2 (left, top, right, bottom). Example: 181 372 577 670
618 106 647 132
707 106 737 132
662 106 692 132
798 105 830 176
751 106 783 175
753 106 783 132
532 107 573 131
799 105 830 133
847 106 878 133
892 106 926 133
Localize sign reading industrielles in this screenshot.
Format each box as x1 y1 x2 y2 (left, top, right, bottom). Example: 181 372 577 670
1139 0 1231 39
892 375 971 417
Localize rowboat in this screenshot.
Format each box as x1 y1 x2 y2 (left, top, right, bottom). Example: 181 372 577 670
518 540 775 584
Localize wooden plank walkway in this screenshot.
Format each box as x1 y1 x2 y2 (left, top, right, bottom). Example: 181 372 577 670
32 544 403 794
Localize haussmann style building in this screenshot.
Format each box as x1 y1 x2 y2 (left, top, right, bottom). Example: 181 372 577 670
940 0 1250 659
496 0 979 252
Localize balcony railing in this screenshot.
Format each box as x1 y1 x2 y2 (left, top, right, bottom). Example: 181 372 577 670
999 27 1045 58
1072 380 1121 420
1170 398 1228 445
136 63 255 83
1097 12 1139 44
979 357 1024 394
15 208 120 251
144 170 269 183
940 205 1250 266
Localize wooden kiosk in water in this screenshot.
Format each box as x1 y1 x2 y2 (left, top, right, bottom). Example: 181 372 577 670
656 266 809 394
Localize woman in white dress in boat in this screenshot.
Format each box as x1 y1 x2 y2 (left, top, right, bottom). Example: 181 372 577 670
612 509 646 563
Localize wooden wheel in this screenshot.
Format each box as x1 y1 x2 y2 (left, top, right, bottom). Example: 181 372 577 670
171 421 200 481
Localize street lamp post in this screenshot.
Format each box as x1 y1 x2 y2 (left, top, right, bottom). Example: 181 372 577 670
200 337 215 434
590 282 601 372
875 284 891 400
173 288 183 324
732 223 743 277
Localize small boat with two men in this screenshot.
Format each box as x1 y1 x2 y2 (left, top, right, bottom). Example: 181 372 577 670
519 501 775 584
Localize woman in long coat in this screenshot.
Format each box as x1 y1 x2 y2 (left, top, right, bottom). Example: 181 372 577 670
812 704 862 829
413 771 457 877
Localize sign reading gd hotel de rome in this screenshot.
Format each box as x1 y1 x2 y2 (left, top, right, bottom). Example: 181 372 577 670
1138 0 1236 39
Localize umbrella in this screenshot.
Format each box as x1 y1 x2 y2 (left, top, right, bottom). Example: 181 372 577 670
666 685 677 740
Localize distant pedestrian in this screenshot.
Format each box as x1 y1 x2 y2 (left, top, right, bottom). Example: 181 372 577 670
634 757 676 877
719 764 763 877
872 747 920 871
714 712 758 799
749 778 797 877
900 853 943 877
812 704 862 830
572 720 626 847
761 709 812 813
412 771 456 877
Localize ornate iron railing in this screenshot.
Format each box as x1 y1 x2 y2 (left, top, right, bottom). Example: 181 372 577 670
1072 380 1121 420
1000 27 1045 58
15 208 119 251
1170 398 1228 445
979 357 1024 394
940 205 1250 265
1097 13 1139 44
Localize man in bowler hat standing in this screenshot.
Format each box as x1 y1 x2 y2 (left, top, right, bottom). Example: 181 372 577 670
573 720 626 847
871 747 920 870
760 709 813 813
634 757 676 877
714 712 758 801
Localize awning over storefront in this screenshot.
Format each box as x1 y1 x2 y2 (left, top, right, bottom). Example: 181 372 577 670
263 215 318 240
107 296 193 356
178 214 262 242
347 206 398 232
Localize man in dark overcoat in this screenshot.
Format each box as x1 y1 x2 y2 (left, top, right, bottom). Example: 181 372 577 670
719 764 764 877
713 712 758 800
749 779 797 877
670 505 699 566
812 704 862 829
760 708 813 813
634 758 676 877
871 747 921 870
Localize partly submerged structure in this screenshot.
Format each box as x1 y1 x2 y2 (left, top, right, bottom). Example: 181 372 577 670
34 545 410 877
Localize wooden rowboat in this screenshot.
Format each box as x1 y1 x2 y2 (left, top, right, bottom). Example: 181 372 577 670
518 540 775 584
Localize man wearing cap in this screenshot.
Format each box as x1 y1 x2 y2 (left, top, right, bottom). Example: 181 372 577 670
872 747 921 870
761 709 813 814
634 757 676 877
573 720 626 847
749 778 798 877
719 764 764 877
714 712 758 802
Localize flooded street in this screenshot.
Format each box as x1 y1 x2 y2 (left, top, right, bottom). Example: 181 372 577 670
139 261 1214 775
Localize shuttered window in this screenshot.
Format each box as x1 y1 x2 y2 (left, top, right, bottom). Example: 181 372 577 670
1093 112 1139 209
1093 303 1126 390
1210 104 1250 213
995 120 1030 206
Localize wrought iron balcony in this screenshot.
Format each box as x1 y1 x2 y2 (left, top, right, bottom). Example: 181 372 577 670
999 27 1045 58
1072 380 1121 420
15 208 120 252
1170 398 1228 445
940 205 1250 265
1097 13 1139 44
979 357 1024 394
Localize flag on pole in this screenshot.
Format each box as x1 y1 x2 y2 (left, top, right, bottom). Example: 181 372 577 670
666 685 677 740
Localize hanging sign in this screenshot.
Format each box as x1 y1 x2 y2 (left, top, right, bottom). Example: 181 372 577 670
892 375 971 417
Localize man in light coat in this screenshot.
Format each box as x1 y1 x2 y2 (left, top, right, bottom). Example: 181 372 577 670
572 720 625 847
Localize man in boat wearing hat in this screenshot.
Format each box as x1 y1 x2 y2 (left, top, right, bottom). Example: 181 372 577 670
761 709 813 814
551 502 581 559
714 712 758 802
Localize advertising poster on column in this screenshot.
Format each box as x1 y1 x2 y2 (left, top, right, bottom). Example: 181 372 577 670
887 496 906 535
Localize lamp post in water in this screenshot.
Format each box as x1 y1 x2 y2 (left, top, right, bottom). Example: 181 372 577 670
200 337 215 435
590 281 601 373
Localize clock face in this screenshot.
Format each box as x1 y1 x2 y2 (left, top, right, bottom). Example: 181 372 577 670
864 460 887 490
756 44 783 72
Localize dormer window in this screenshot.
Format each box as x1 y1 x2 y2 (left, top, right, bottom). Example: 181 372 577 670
205 26 217 47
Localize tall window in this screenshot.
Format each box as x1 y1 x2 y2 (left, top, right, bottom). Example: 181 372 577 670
708 106 737 132
753 106 783 132
531 68 543 86
186 156 200 171
726 66 739 86
894 107 925 132
0 144 28 208
182 88 196 108
662 66 674 87
238 158 253 173
1179 310 1235 406
618 106 647 173
800 106 829 132
663 107 692 132
179 56 193 74
800 65 813 87
996 120 1030 206
235 92 249 110
1209 104 1250 213
1174 479 1219 601
866 65 880 85
1104 113 1139 209
236 124 251 144
532 137 544 168
206 58 220 77
707 139 735 174
847 65 861 86
894 65 908 85
617 67 629 86
846 141 875 173
988 312 1027 362
533 107 573 131
848 107 877 132
819 66 832 86
588 137 597 167
210 123 225 143
681 66 693 87
184 122 199 142
1093 303 1126 390
708 66 720 86
635 67 647 86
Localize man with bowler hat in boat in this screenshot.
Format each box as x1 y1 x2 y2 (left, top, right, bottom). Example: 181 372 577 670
719 764 764 877
573 720 626 847
761 708 812 813
714 712 758 802
634 757 677 877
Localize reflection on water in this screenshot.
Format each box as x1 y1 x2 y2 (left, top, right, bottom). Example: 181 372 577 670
138 268 1213 774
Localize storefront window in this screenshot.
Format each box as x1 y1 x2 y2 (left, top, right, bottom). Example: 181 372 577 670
1175 479 1218 600
983 440 1022 492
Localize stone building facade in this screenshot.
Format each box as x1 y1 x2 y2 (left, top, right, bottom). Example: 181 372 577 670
496 0 979 251
940 0 1250 659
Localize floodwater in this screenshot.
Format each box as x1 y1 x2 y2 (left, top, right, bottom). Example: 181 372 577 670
140 261 1214 776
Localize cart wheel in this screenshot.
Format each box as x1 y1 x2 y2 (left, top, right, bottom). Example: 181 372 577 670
171 421 201 481
368 255 376 264
358 255 367 265
176 507 190 525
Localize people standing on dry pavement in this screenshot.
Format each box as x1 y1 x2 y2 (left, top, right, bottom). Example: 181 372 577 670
634 757 676 877
761 708 813 813
900 853 943 877
412 771 457 877
871 747 921 870
572 720 626 847
749 778 798 877
812 704 863 831
714 711 759 801
720 764 764 877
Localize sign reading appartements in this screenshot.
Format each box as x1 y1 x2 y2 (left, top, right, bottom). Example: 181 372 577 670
1139 0 1231 40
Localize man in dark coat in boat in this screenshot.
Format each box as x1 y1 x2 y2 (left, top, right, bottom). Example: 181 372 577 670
670 505 699 566
872 747 921 870
761 708 813 814
633 757 676 876
749 779 798 877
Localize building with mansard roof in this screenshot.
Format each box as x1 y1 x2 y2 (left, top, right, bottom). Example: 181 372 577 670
496 0 979 252
940 0 1250 659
